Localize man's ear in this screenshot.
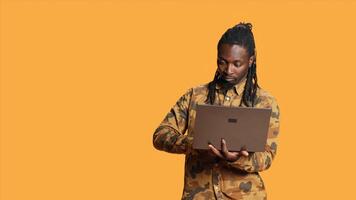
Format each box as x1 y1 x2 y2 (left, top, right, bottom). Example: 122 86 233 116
249 55 255 67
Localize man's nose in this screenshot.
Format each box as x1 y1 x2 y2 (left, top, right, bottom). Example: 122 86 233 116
226 63 234 74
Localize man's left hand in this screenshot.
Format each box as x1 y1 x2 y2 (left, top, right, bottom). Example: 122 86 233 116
208 138 249 162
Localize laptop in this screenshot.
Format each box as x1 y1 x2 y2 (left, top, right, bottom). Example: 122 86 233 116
192 104 272 152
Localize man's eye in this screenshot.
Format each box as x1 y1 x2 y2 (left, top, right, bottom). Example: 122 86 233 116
234 63 241 67
218 60 226 65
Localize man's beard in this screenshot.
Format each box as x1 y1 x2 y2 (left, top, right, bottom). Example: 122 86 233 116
216 74 237 94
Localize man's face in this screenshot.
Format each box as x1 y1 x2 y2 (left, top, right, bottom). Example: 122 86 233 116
217 44 254 85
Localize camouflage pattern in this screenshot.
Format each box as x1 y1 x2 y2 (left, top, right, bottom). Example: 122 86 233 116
153 76 280 200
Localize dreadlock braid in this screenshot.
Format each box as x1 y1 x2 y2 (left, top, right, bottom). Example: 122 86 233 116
205 22 260 107
240 60 258 107
206 70 220 105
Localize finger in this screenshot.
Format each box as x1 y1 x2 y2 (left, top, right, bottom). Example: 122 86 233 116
221 138 229 157
222 139 241 161
230 151 240 157
209 144 224 158
208 144 224 159
239 145 249 157
241 150 249 157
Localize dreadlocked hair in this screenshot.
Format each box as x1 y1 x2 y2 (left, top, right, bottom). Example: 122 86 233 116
205 22 260 107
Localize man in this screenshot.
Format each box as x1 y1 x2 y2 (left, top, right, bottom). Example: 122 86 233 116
153 22 280 200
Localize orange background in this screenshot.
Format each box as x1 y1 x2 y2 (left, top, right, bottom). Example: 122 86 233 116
1 0 356 199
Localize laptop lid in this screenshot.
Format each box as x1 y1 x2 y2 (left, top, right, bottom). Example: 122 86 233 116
192 104 272 152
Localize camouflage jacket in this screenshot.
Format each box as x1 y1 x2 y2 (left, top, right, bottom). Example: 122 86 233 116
153 76 280 200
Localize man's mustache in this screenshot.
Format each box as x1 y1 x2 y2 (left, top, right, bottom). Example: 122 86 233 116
215 73 236 92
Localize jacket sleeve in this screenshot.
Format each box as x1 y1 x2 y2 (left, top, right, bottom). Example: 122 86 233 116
223 96 281 173
152 88 193 154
